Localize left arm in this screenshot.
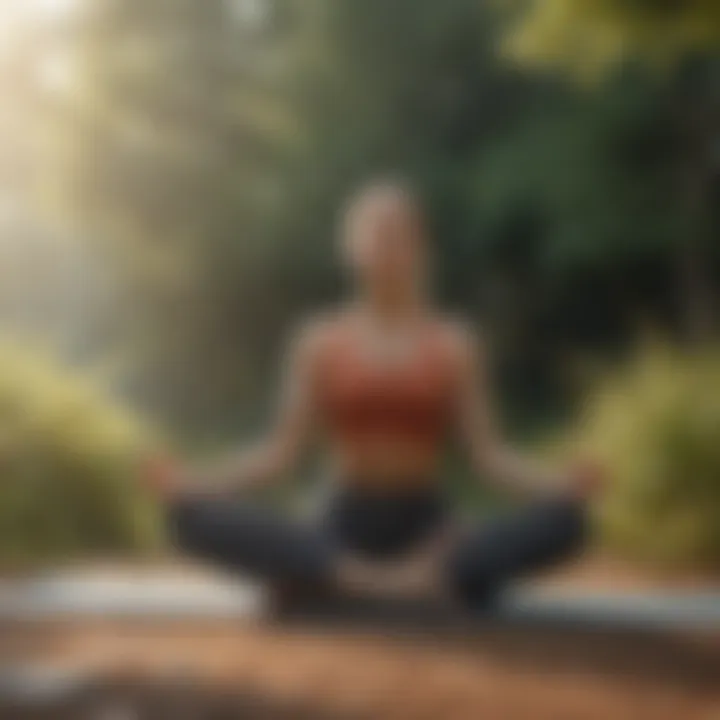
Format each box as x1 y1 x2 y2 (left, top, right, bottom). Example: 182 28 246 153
453 327 582 499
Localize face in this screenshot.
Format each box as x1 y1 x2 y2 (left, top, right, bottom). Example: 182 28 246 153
344 186 427 300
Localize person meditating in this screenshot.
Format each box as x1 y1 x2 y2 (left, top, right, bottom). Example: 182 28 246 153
147 179 601 607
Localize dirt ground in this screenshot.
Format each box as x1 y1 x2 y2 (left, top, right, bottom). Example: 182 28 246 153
1 619 718 720
0 557 718 720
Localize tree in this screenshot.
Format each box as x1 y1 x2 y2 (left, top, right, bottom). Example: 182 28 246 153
49 0 532 435
499 0 720 340
502 0 720 81
46 0 309 436
43 0 713 438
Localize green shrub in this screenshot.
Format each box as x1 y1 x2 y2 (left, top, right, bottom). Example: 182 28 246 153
0 342 163 567
560 343 720 566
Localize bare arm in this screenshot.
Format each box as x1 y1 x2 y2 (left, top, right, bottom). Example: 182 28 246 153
175 322 324 497
455 327 572 499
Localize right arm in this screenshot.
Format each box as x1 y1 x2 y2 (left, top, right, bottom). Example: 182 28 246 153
159 321 325 498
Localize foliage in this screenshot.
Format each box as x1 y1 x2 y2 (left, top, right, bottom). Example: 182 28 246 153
50 0 526 435
500 0 720 81
561 343 720 565
470 76 685 272
39 0 719 438
0 342 162 567
496 0 720 341
47 0 310 436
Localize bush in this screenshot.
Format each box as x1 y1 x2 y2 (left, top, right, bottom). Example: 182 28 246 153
0 342 163 567
561 343 720 567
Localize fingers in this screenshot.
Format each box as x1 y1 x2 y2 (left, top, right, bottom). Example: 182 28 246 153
568 455 606 500
142 453 182 500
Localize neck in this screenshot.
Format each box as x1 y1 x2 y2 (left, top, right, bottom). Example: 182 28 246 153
361 292 424 326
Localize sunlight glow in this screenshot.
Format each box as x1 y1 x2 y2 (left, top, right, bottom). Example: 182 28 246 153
30 0 78 20
0 0 78 53
36 50 74 94
230 0 269 30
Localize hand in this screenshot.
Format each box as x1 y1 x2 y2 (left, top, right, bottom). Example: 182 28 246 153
142 453 184 501
566 455 606 501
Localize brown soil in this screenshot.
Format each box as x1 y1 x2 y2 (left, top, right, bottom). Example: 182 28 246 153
1 616 718 720
0 556 717 720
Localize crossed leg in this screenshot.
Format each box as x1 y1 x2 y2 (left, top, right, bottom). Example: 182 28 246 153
168 495 587 607
168 497 336 589
447 497 587 608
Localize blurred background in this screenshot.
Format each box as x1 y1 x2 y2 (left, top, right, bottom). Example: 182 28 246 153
0 0 718 570
0 2 718 718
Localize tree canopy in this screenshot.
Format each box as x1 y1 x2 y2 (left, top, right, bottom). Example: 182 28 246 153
502 0 720 81
31 0 719 437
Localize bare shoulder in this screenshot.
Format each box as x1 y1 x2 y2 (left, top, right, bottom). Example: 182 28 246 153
432 315 486 365
291 311 344 359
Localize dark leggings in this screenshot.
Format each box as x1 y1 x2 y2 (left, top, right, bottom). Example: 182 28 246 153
168 492 586 608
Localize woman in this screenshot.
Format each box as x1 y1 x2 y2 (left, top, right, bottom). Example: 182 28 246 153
148 180 600 607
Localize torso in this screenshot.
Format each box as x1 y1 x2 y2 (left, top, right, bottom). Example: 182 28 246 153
314 312 462 491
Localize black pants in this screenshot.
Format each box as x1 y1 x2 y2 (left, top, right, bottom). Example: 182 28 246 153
168 488 586 608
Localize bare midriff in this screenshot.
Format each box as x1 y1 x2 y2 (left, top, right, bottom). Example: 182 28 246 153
328 441 442 492
317 322 458 491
